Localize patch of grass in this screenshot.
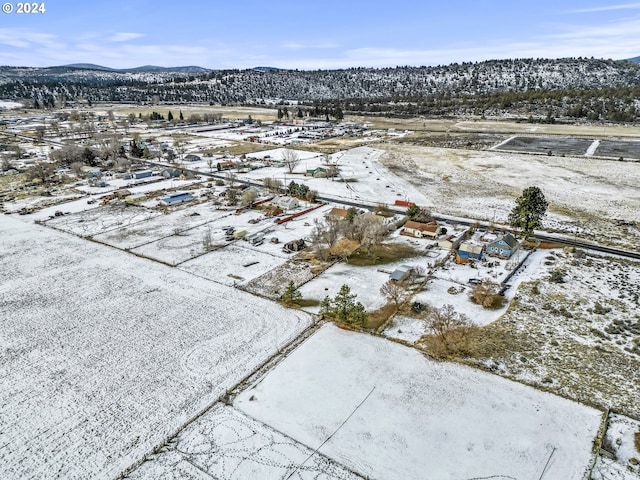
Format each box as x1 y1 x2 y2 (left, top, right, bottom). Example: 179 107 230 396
365 303 397 330
634 431 640 453
347 242 420 266
296 298 320 308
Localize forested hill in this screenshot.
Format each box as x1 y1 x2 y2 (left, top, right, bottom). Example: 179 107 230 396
2 57 640 121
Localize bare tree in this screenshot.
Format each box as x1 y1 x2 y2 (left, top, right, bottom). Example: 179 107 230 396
421 304 473 358
380 280 411 310
241 190 257 207
70 161 84 177
282 149 300 174
310 217 342 259
207 156 215 173
263 177 283 193
226 171 237 187
225 188 238 205
1 157 14 171
35 125 46 144
173 138 187 161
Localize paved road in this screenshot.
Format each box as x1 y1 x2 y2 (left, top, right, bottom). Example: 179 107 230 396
140 158 640 261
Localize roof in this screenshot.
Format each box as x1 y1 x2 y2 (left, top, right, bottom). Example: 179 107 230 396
404 220 438 232
161 192 193 203
328 207 349 218
390 265 412 281
492 232 518 248
459 242 483 255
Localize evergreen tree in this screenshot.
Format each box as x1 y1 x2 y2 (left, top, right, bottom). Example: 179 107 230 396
179 110 184 121
167 111 174 121
281 281 302 305
508 186 548 238
320 284 368 326
406 205 420 221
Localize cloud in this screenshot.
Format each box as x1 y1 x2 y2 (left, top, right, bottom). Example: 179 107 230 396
282 42 340 50
108 32 144 42
0 29 64 50
567 3 640 13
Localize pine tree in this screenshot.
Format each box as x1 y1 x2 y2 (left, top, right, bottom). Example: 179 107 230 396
179 110 184 121
319 284 368 326
281 281 302 305
508 186 548 238
167 111 174 121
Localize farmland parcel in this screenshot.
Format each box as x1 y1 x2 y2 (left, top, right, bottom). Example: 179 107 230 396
0 216 311 479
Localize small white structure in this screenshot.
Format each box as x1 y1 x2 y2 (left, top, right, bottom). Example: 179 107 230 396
272 196 300 211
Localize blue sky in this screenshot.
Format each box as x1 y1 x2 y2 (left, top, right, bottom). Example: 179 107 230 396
1 1 639 69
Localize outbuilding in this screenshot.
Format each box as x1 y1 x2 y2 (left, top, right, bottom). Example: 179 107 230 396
160 192 194 206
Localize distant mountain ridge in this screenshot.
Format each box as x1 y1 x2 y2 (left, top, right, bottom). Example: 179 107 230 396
57 63 211 73
627 56 640 63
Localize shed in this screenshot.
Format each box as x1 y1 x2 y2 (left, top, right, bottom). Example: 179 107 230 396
160 192 194 206
486 233 519 259
132 170 153 179
125 193 147 204
390 264 413 282
456 242 484 264
438 234 462 250
184 154 201 162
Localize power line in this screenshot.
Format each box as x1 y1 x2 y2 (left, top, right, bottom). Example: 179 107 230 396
284 385 376 480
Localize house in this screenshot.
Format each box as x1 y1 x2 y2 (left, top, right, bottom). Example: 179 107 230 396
272 196 299 211
486 233 519 258
217 161 234 171
184 154 201 162
402 220 441 239
306 167 328 178
455 242 484 264
390 265 413 282
160 192 194 206
161 168 182 179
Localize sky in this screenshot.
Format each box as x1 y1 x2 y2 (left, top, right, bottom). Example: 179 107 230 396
0 0 639 69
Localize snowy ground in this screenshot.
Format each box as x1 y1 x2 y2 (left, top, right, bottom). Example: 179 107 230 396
593 413 640 480
127 404 362 480
239 146 432 207
179 244 289 286
297 258 426 313
473 250 640 419
379 143 640 249
236 324 602 480
0 216 311 479
44 203 162 237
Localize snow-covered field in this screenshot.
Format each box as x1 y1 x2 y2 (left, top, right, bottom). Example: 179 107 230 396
127 404 362 480
44 203 162 237
179 244 288 286
236 324 602 480
239 146 432 206
0 216 311 479
380 143 640 249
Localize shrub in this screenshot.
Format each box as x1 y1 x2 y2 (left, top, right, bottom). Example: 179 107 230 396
470 280 505 309
549 269 566 283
